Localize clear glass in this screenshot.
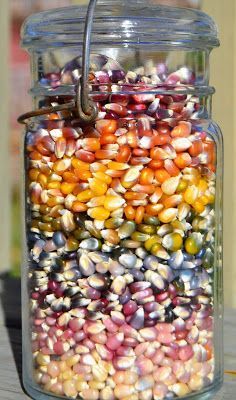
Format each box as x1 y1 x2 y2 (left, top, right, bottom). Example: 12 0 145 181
21 3 223 400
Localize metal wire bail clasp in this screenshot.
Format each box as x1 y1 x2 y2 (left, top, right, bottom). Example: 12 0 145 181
77 0 98 123
18 0 98 124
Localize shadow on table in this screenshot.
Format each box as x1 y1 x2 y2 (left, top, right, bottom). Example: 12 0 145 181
0 274 23 384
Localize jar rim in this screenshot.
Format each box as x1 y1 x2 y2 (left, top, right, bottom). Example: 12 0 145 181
21 3 219 51
30 83 215 98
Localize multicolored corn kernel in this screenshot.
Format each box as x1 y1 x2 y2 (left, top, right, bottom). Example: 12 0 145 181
26 60 216 400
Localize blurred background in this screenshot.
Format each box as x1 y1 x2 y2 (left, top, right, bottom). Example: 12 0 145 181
1 0 234 306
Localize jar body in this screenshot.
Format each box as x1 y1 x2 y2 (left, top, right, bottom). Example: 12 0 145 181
21 5 223 400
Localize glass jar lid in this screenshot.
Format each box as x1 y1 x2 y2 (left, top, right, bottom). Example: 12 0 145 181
21 1 219 51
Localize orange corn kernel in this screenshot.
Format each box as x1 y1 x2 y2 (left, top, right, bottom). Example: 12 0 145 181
74 169 92 181
55 137 67 159
171 121 192 138
146 203 164 216
124 205 136 220
132 148 149 157
95 149 117 160
203 140 215 163
116 145 132 163
164 159 180 176
96 119 118 135
47 197 64 207
204 343 213 361
163 194 183 208
132 184 155 194
174 153 192 169
29 168 40 181
50 154 58 163
108 161 129 171
140 168 155 185
72 201 88 213
105 170 125 178
76 149 95 163
155 169 171 183
61 182 76 195
154 134 171 146
189 139 203 157
100 133 117 145
36 141 51 156
62 172 79 183
49 113 60 120
148 160 164 170
29 151 42 160
135 206 145 224
124 192 147 201
82 138 101 152
149 188 163 204
127 131 139 148
71 158 90 170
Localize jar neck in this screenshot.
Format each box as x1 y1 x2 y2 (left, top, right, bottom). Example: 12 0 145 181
31 48 211 94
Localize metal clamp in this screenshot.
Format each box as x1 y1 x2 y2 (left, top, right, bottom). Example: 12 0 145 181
18 0 98 124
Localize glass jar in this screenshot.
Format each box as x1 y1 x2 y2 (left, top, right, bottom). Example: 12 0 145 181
20 2 223 400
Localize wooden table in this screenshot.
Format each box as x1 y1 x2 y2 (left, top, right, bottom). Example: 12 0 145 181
0 277 235 400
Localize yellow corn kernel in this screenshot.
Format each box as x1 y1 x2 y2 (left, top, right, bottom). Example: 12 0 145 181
29 168 40 181
108 161 129 171
144 235 161 252
193 200 205 214
184 186 198 205
89 178 108 196
198 179 208 194
89 381 105 390
61 182 76 195
37 173 48 188
207 193 215 204
88 207 110 220
62 369 74 380
72 157 90 170
90 162 107 172
47 181 61 190
176 179 188 193
77 189 94 202
199 195 209 206
93 171 112 185
104 195 125 211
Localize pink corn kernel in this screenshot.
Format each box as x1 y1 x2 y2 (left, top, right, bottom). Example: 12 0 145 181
74 331 86 342
135 342 149 357
179 345 194 361
157 332 174 345
61 329 74 341
116 345 134 357
156 323 174 333
123 300 138 316
104 317 119 333
152 348 165 365
69 318 85 332
45 317 56 326
83 339 95 350
53 341 70 355
106 333 124 351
